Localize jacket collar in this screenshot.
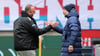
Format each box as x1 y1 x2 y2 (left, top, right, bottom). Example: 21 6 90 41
21 11 36 24
65 8 79 18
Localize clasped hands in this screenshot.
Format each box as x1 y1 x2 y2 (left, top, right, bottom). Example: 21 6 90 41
44 21 59 28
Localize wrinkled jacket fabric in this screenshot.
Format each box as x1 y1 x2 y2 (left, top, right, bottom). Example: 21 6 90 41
53 8 82 56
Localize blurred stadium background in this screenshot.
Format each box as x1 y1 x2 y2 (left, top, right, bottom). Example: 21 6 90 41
0 0 100 56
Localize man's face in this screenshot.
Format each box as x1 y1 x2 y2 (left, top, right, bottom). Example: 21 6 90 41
63 9 69 16
28 6 35 16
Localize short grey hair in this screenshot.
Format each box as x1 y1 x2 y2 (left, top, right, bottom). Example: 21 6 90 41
25 4 33 12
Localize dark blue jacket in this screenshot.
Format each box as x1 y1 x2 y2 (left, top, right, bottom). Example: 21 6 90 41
53 8 82 56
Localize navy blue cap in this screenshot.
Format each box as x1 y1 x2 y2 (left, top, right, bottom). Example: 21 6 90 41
64 4 75 12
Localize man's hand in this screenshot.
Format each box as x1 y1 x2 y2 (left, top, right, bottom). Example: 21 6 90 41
44 21 52 26
51 22 59 27
68 45 74 52
44 21 59 27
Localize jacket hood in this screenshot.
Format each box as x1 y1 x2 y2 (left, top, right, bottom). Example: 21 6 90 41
21 11 29 17
66 8 79 18
21 11 36 24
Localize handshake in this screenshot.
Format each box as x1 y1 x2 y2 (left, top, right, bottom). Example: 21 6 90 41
44 21 59 28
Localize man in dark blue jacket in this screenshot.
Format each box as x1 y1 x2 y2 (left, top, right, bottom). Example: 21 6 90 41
53 4 82 56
